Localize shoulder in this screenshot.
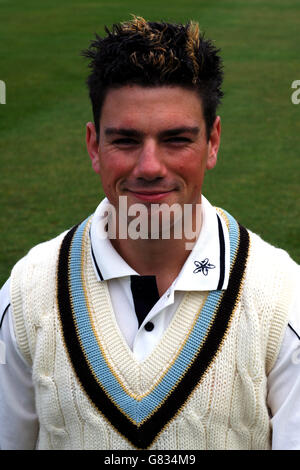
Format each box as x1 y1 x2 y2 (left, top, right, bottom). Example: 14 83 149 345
247 229 299 277
11 228 72 279
216 205 298 288
9 227 73 320
9 215 95 301
20 230 69 265
243 229 299 315
242 227 299 300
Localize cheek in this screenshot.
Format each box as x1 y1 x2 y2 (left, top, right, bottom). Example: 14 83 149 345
98 155 133 197
99 155 129 179
178 158 206 183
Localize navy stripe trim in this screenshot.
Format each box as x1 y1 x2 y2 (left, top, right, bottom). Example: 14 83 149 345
288 323 300 341
0 304 10 330
216 214 226 290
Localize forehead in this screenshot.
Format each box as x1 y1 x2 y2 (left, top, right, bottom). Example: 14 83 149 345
100 85 205 130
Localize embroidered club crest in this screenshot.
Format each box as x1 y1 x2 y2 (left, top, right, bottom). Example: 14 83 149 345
193 258 216 276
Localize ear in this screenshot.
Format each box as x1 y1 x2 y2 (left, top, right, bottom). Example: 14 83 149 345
206 116 221 170
86 122 101 175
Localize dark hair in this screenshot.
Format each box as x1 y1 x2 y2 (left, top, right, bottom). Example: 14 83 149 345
82 16 223 141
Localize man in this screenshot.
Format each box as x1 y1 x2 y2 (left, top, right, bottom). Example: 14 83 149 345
0 16 299 450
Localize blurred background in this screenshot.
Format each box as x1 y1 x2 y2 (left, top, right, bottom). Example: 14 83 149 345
0 0 299 285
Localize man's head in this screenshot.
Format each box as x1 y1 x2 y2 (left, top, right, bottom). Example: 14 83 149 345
82 16 223 142
84 17 222 239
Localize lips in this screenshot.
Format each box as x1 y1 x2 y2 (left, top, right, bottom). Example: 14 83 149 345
127 190 174 202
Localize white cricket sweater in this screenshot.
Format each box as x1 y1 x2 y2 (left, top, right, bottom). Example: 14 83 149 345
9 209 297 450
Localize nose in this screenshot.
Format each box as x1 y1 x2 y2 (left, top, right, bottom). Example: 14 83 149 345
132 140 167 181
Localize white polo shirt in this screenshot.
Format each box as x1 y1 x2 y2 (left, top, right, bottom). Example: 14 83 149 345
0 196 300 449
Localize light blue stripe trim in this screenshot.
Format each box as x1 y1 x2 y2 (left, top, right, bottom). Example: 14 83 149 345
221 209 239 264
68 211 239 424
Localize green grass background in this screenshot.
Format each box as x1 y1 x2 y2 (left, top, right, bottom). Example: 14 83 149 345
0 0 299 286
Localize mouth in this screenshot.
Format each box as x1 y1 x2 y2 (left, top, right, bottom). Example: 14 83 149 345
126 189 174 202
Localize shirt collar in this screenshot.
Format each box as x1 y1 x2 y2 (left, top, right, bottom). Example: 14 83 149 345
173 196 230 291
90 198 138 281
90 196 230 291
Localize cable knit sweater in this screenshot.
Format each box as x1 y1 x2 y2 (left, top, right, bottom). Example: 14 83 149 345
9 209 297 450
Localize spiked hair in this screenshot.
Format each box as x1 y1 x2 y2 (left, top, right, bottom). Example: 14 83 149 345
82 16 223 141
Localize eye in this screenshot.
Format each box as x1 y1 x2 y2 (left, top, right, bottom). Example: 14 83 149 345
165 137 192 144
112 138 138 145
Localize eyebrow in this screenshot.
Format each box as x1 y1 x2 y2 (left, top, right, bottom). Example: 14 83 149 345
104 126 200 138
105 128 142 137
158 127 200 138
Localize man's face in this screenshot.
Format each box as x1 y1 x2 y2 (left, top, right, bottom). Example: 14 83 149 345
86 85 220 216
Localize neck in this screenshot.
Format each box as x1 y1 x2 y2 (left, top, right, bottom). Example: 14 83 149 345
110 211 202 296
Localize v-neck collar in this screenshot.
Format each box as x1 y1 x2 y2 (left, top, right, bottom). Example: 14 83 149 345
57 209 250 449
